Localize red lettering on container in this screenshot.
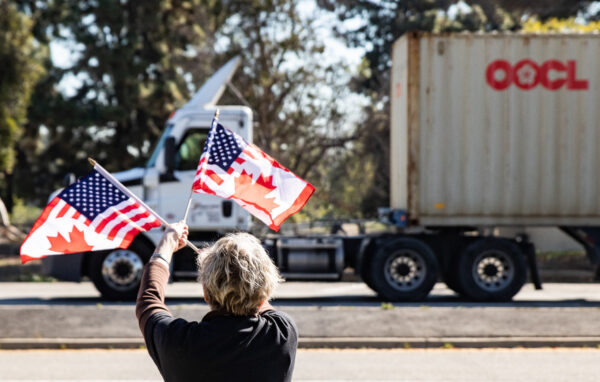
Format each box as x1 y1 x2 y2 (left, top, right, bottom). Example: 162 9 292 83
485 60 511 90
486 59 588 91
513 59 540 90
540 60 567 90
567 60 588 90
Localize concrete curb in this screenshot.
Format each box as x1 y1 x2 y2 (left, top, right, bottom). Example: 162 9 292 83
299 337 600 349
2 337 600 350
0 338 145 350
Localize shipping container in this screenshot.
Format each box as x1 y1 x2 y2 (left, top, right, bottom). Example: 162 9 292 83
391 34 600 226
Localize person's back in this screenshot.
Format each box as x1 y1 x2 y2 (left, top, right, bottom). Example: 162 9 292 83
136 225 297 382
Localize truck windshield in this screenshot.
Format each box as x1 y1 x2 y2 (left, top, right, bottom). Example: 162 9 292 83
146 123 174 168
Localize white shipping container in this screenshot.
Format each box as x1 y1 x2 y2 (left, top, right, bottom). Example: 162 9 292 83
391 33 600 226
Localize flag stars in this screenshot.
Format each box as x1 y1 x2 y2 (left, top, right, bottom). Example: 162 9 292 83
206 123 246 171
57 170 130 221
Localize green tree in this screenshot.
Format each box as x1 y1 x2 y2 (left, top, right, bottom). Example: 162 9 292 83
0 1 44 211
14 0 232 204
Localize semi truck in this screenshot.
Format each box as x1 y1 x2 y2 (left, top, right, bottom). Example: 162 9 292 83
42 33 600 302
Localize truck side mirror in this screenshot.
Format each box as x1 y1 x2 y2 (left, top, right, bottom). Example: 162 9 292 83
164 137 176 176
63 173 76 187
222 201 233 217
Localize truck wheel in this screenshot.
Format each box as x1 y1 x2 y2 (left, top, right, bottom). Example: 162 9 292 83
88 239 153 300
369 238 439 301
457 239 527 302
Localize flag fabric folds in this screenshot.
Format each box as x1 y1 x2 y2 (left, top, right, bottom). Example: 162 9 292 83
20 170 161 264
192 119 315 231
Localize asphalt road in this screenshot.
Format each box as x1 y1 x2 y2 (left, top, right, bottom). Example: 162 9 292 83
1 348 600 381
2 281 600 349
2 280 600 305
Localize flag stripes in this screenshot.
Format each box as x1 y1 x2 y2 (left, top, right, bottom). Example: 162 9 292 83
90 199 158 244
20 169 162 264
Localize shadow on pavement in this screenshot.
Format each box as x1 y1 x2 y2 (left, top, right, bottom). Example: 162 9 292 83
272 295 600 308
1 294 600 308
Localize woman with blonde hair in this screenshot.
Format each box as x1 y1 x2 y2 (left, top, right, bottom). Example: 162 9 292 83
136 222 297 382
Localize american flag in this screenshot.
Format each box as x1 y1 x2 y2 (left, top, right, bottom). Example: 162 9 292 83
20 170 161 264
192 118 314 231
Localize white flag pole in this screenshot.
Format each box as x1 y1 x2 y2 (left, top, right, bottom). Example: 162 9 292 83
88 158 201 254
182 108 220 222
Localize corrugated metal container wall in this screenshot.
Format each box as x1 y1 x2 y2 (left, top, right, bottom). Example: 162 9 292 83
391 34 600 226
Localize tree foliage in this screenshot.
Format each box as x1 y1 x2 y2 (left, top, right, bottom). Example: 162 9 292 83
0 2 44 174
522 17 600 32
13 0 232 204
221 0 354 182
0 2 44 213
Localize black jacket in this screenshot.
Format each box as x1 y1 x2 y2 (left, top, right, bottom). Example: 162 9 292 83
143 309 297 382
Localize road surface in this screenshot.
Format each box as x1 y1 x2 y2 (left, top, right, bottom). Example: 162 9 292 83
2 282 600 349
1 348 599 381
2 281 600 305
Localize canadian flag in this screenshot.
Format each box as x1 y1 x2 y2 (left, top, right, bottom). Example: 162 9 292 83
192 120 314 231
20 171 161 263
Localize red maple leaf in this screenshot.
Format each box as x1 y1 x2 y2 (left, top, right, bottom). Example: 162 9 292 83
48 226 94 254
233 170 280 212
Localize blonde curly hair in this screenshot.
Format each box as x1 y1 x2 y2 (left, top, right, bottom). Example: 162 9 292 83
197 232 282 316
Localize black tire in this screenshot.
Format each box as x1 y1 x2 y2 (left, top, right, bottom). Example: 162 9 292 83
88 239 154 300
360 252 377 292
361 264 377 293
369 237 439 302
457 238 527 302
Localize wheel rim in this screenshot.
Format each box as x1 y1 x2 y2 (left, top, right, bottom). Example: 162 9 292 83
383 249 426 291
101 249 144 292
471 250 514 292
